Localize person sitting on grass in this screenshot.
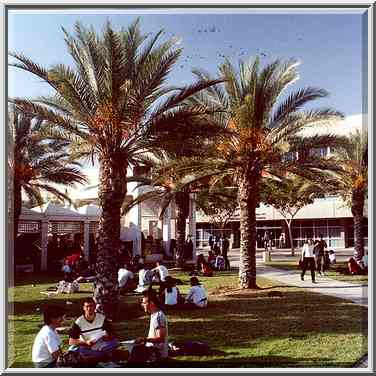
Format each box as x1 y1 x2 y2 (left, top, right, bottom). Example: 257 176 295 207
348 257 366 275
161 276 183 308
135 264 153 293
184 277 208 308
328 250 336 264
118 263 135 294
32 305 66 368
207 250 216 269
68 297 119 364
132 289 169 362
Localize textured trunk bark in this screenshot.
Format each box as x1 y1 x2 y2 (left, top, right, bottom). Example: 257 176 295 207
175 191 190 267
286 220 294 256
238 173 259 289
13 180 22 243
351 189 365 262
94 156 127 319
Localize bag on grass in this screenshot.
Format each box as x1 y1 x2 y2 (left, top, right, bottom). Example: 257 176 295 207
56 350 83 367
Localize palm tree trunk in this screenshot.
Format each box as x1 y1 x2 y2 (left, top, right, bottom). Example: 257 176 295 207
351 189 365 262
94 156 127 319
238 173 259 289
175 191 189 267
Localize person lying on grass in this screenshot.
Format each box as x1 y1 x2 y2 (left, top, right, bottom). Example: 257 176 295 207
32 304 67 368
133 289 169 361
68 297 119 363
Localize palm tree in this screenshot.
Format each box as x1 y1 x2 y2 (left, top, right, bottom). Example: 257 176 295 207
9 20 222 316
10 106 87 243
186 57 347 288
334 130 367 261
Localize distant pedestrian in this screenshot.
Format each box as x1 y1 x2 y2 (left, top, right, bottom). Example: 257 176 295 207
300 239 316 283
221 236 230 270
208 235 214 251
263 232 270 251
314 235 328 276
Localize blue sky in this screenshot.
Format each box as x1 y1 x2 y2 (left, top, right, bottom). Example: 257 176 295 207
8 9 366 117
7 9 366 200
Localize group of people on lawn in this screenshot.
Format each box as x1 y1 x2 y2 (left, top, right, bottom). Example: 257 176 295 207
32 261 208 368
300 235 368 282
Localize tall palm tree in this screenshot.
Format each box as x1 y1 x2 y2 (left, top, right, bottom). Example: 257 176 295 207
10 106 87 242
334 130 367 261
186 57 347 288
9 20 222 316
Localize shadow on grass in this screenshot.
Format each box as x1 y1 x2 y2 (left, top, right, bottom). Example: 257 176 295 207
9 355 359 368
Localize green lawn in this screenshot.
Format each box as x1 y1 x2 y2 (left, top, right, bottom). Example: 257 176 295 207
8 269 367 368
266 259 368 285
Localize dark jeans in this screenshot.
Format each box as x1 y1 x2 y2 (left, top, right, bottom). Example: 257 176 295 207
223 255 230 270
301 257 316 282
71 338 119 360
316 253 324 273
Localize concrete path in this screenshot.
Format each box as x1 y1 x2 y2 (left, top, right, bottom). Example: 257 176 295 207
256 263 368 307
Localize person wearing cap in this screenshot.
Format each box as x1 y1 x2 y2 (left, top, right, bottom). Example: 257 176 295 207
184 277 208 308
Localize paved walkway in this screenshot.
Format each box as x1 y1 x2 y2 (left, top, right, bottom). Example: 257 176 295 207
256 263 368 307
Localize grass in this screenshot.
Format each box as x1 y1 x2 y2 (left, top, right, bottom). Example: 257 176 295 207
8 269 368 368
266 259 368 285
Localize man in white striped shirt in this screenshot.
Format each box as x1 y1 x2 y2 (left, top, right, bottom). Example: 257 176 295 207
68 297 119 362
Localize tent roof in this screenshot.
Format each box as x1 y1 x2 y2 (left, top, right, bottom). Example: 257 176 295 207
31 202 84 217
76 204 102 216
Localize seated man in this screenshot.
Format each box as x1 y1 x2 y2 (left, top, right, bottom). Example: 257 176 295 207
68 297 119 363
118 264 135 293
135 264 153 293
132 289 169 361
32 305 66 368
184 277 208 308
152 261 169 283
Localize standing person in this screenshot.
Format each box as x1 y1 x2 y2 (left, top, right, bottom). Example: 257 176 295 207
184 235 194 261
208 235 214 251
68 298 119 363
221 235 230 271
184 277 208 308
300 239 316 283
134 289 169 361
32 305 66 368
263 232 270 251
315 235 328 276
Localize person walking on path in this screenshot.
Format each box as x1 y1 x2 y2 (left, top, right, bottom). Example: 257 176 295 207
315 235 328 276
300 239 316 283
221 235 230 270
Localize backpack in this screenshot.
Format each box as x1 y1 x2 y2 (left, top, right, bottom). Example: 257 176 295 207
56 350 83 367
168 341 210 356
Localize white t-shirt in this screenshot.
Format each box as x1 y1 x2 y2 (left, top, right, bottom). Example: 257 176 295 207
147 310 168 358
118 268 134 288
164 287 178 305
32 325 61 364
302 243 315 258
186 285 208 308
155 265 169 282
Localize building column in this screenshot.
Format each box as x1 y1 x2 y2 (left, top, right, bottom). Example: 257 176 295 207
83 220 90 261
41 219 49 271
188 194 197 262
163 206 172 257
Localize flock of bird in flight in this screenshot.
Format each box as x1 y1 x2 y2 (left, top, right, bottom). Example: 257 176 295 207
171 25 269 69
